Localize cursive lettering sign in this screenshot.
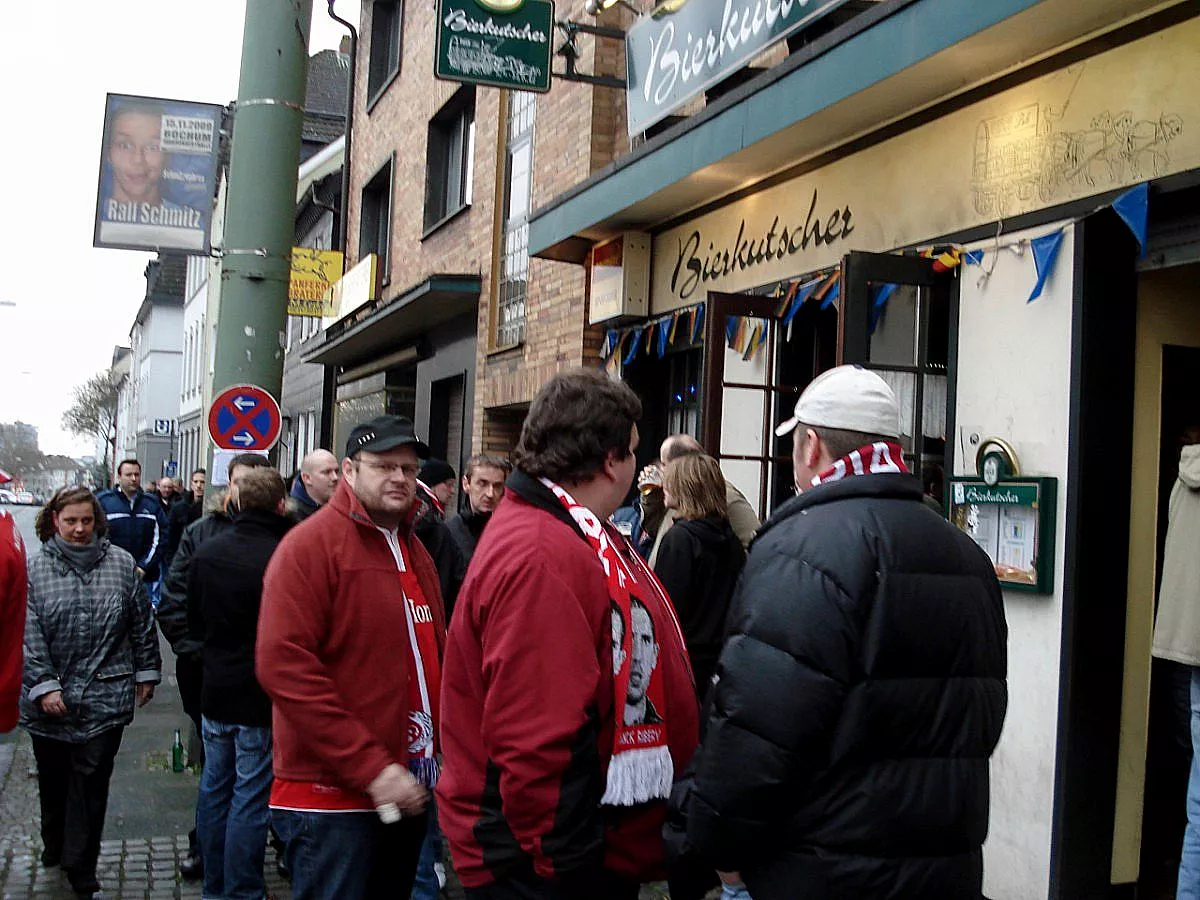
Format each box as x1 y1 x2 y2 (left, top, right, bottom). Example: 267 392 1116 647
627 0 849 134
669 188 853 300
442 9 549 42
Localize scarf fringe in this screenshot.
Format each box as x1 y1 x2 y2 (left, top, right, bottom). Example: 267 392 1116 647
601 745 674 806
408 756 441 789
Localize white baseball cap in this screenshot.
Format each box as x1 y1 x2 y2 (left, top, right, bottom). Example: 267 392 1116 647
775 365 900 438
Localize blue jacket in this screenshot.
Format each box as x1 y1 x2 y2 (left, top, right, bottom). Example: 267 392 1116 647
96 488 170 581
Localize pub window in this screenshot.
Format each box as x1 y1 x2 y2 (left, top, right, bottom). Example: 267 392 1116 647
367 1 403 104
667 349 702 438
865 281 950 494
424 87 476 232
359 156 394 285
496 90 536 347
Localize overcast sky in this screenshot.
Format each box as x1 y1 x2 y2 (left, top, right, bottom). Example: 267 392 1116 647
0 2 353 457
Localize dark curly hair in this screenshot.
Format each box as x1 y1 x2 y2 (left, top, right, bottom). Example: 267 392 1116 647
515 368 642 484
35 487 108 543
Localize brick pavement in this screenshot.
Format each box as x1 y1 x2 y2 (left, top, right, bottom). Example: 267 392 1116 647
0 729 295 900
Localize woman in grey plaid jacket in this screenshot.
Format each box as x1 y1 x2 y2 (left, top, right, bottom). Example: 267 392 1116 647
21 487 161 900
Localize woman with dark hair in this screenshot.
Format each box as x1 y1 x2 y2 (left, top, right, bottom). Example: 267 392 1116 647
654 454 747 705
21 487 161 899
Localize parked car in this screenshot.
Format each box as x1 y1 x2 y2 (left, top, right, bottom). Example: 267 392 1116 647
0 489 15 504
15 491 34 505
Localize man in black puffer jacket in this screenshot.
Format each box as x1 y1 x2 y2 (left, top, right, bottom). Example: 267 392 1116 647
672 365 1008 900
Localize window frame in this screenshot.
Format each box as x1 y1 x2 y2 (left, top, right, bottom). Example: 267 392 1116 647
358 154 395 287
492 90 537 351
366 0 403 110
423 87 476 234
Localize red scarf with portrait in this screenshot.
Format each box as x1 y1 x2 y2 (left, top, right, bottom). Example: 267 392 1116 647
542 478 687 806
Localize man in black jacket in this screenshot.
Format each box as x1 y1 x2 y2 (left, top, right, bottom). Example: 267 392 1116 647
413 463 467 622
673 365 1008 900
157 452 272 880
188 467 291 900
445 455 510 564
165 469 206 566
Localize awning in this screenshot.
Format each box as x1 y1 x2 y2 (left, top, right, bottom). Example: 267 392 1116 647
529 0 1178 262
302 274 482 367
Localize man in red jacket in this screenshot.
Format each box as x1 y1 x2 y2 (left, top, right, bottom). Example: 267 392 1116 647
257 415 447 900
438 369 700 900
0 509 26 732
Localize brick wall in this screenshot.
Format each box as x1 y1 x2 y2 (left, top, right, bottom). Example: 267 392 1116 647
470 0 633 454
346 0 630 458
347 2 500 296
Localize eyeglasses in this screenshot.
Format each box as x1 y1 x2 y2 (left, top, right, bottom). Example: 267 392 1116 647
356 460 419 478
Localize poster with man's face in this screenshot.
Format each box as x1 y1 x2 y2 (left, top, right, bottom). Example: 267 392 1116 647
93 93 222 253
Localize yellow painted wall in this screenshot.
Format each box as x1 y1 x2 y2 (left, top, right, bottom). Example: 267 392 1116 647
1114 264 1200 882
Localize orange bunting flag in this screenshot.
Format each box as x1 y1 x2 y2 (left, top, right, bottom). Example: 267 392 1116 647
814 270 840 301
775 280 801 318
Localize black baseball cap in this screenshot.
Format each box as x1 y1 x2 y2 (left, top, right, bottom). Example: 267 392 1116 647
345 415 430 461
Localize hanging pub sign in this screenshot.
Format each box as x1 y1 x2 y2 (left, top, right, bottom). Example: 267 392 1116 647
435 0 555 93
626 0 851 135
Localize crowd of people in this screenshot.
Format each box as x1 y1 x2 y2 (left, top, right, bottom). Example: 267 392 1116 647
0 364 1035 900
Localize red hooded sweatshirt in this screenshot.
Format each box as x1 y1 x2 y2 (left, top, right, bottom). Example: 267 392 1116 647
0 511 27 732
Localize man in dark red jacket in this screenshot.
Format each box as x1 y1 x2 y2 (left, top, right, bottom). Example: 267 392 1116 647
258 415 447 900
438 369 700 900
0 508 26 733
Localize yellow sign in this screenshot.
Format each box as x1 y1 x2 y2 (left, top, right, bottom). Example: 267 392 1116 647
322 254 378 324
288 248 344 317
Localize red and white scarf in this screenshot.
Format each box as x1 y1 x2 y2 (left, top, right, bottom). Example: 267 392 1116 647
542 478 687 806
381 529 442 789
416 480 445 515
811 440 909 487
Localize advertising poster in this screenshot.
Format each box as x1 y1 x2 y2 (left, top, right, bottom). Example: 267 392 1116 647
288 248 344 317
94 93 223 253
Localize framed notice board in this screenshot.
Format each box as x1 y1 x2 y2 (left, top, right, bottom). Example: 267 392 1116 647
949 477 1057 594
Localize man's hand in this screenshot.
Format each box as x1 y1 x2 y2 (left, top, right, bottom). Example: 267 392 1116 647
38 691 67 717
136 683 155 707
367 763 428 816
135 567 146 580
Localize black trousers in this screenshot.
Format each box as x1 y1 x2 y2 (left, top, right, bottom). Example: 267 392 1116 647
175 652 204 855
31 727 124 891
175 652 204 735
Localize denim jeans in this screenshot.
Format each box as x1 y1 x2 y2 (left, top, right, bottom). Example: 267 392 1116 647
1179 667 1200 900
271 808 427 900
412 801 443 900
197 717 273 900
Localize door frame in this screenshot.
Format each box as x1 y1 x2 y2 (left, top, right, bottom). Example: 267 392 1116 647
701 291 793 515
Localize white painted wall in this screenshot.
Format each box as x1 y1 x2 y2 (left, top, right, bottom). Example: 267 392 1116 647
956 222 1076 900
133 305 183 434
181 255 208 420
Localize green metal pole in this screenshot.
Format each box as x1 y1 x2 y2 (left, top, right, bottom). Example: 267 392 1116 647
210 0 312 471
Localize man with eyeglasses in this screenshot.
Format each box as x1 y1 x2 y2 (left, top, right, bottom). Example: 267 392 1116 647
258 415 448 900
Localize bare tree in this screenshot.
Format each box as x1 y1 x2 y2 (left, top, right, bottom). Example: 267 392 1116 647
63 371 120 473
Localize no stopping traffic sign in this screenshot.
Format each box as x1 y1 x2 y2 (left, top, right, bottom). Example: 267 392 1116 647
208 384 282 452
